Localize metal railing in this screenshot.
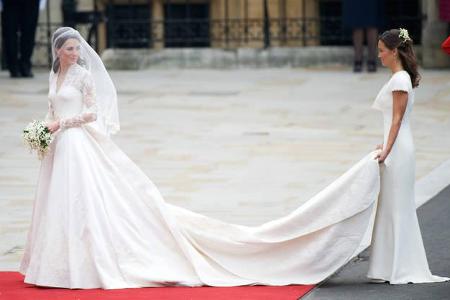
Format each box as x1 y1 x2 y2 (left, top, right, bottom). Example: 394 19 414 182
105 17 351 49
33 14 423 67
2 0 423 68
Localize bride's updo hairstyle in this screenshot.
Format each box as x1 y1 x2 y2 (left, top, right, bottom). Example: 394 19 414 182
379 29 420 88
52 27 84 73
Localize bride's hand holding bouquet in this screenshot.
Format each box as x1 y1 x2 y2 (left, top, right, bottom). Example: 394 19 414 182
22 120 58 159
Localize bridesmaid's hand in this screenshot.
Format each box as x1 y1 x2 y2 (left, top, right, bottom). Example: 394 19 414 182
376 150 388 164
375 144 383 150
47 120 60 133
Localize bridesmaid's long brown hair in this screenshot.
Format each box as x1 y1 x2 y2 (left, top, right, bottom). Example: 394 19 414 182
379 29 420 88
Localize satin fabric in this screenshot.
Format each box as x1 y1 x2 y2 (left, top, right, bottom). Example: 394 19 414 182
19 65 385 289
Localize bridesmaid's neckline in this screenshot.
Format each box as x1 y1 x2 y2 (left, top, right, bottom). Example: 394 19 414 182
391 69 406 77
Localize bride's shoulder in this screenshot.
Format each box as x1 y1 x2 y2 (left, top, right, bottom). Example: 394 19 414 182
72 64 94 83
72 63 90 76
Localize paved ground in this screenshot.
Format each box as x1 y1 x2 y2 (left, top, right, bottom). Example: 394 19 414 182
303 185 450 300
0 67 449 273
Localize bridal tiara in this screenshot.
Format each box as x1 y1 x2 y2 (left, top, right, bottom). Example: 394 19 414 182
399 28 412 43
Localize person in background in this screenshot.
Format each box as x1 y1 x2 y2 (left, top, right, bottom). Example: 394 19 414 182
342 0 384 73
440 0 450 32
440 0 450 55
0 0 46 78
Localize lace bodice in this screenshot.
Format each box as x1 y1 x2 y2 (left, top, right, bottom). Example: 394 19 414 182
46 63 97 129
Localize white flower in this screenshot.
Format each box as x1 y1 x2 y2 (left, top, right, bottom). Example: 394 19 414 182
399 28 412 42
23 120 54 160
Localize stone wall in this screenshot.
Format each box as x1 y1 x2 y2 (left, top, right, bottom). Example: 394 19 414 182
101 46 423 69
422 0 450 68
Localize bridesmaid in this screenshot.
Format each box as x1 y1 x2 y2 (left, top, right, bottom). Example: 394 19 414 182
368 28 449 284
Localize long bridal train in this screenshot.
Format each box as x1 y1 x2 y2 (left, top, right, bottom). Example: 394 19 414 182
19 123 382 289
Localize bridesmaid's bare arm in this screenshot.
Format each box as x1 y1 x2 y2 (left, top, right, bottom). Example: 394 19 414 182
376 90 408 163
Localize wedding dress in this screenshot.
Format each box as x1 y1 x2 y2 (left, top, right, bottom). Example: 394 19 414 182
18 28 447 289
367 70 449 284
18 60 381 288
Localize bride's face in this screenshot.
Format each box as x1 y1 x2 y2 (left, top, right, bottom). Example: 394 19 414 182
377 40 396 68
58 38 80 66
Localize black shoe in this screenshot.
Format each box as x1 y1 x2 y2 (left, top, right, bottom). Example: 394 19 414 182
19 61 34 78
20 69 34 78
353 60 363 73
367 60 377 73
9 70 21 78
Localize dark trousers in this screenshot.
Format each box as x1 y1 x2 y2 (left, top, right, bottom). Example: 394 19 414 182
1 0 40 75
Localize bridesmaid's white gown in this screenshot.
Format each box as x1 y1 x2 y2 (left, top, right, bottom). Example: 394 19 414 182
368 70 448 284
19 65 448 289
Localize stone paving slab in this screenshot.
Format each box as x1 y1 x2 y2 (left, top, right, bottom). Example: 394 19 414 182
0 67 449 270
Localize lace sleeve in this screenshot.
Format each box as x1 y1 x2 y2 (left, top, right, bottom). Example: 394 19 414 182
45 72 55 123
44 100 55 123
59 71 98 129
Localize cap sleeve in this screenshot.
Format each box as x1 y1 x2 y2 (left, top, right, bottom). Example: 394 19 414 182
389 72 411 93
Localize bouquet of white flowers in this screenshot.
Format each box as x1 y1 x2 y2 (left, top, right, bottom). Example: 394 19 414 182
23 120 54 159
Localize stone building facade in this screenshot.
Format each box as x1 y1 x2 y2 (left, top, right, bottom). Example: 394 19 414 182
2 0 449 68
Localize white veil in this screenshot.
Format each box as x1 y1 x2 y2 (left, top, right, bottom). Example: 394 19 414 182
51 27 120 136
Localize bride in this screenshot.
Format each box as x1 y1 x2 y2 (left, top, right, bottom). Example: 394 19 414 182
19 27 448 289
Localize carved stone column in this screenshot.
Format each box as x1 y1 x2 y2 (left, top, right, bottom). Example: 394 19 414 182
422 0 450 68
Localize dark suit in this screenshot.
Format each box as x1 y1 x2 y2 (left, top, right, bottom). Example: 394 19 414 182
1 0 40 77
342 0 384 30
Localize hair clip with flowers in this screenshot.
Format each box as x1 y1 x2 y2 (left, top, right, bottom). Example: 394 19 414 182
399 28 412 43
